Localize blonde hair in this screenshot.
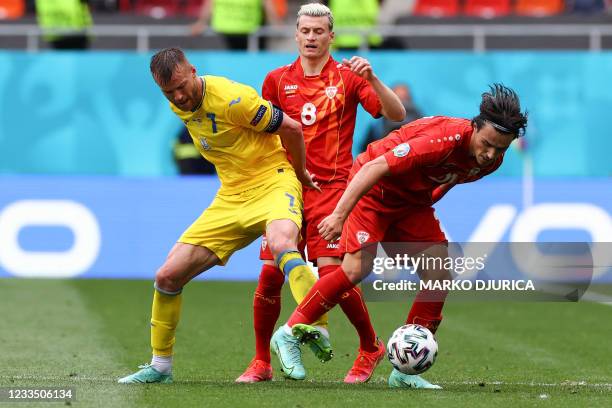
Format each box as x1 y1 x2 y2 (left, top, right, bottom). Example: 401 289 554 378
296 3 334 31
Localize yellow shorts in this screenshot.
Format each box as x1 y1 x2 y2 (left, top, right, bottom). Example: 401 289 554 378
179 168 303 264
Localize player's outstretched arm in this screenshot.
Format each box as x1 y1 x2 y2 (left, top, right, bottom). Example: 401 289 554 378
342 56 406 122
370 76 406 122
318 155 390 241
276 112 321 192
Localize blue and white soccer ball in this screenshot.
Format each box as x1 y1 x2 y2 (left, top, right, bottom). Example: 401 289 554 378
387 324 438 375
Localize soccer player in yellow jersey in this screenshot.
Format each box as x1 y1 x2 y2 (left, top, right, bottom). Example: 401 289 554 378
118 47 319 384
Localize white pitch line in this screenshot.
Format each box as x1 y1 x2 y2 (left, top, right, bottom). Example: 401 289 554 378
441 380 612 388
581 291 612 307
2 375 611 388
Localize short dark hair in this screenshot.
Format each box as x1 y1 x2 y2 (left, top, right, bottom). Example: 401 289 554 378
472 84 528 138
150 47 187 86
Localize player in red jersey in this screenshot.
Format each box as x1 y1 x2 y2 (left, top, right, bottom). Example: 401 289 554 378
237 3 406 383
270 84 528 389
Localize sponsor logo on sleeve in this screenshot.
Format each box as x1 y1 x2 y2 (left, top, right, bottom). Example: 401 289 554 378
392 143 411 158
250 105 268 126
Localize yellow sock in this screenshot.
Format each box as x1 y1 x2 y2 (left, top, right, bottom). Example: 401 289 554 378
277 251 329 330
150 285 183 357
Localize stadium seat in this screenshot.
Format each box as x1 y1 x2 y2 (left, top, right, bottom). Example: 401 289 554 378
0 0 25 20
413 0 460 18
463 0 511 18
133 0 180 19
271 0 288 19
118 0 132 12
182 0 204 18
514 0 564 16
569 0 605 13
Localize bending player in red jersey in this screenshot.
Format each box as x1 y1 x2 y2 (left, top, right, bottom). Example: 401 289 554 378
270 84 528 389
237 3 405 383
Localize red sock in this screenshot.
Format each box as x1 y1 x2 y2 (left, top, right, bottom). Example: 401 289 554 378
318 265 378 352
405 289 448 334
253 264 285 363
287 266 354 327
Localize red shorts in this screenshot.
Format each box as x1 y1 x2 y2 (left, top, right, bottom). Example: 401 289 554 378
259 186 344 262
339 186 447 255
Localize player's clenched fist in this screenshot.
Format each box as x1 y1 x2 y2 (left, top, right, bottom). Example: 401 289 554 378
342 56 374 81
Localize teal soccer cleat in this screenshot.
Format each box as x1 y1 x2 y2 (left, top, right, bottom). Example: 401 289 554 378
118 364 173 384
292 324 333 362
388 368 442 389
270 327 306 380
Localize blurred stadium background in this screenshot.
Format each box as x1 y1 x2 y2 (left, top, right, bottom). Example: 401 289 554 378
0 1 611 406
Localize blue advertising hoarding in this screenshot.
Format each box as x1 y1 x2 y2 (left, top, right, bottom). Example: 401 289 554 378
0 176 610 282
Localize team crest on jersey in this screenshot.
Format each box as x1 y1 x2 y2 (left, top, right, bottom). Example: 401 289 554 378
199 137 211 151
261 236 267 250
356 231 370 244
325 86 338 99
392 143 411 157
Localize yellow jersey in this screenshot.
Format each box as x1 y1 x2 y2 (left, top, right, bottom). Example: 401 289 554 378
170 75 290 195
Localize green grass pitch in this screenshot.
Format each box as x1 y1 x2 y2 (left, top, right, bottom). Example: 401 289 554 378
1 279 611 407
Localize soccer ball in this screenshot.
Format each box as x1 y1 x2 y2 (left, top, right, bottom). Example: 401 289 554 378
387 324 438 375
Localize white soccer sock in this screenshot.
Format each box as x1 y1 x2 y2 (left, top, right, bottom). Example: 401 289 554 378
151 355 173 374
283 324 292 336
